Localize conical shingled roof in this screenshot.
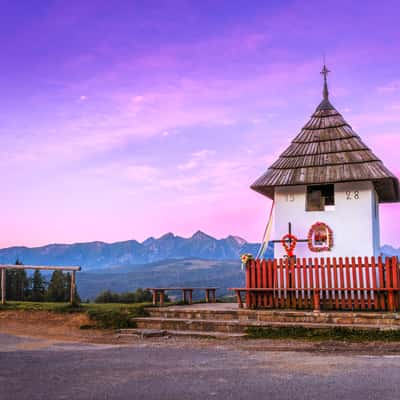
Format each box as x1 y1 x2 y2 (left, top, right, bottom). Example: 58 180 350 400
251 67 400 203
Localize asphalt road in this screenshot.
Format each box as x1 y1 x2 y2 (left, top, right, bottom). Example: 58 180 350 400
1 333 400 400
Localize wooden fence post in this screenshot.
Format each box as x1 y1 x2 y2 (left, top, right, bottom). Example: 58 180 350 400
245 261 251 308
385 257 395 312
70 271 76 304
152 290 157 306
391 256 399 311
313 258 320 312
1 268 5 305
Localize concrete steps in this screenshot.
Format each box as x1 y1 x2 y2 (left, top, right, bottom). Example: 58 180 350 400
146 307 400 326
133 316 400 334
118 328 245 339
124 305 400 338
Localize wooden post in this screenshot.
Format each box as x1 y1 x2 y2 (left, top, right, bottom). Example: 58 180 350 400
212 289 216 303
236 290 243 308
313 258 320 312
1 268 5 305
245 261 251 308
386 257 395 312
256 259 262 307
205 289 210 303
378 257 386 310
70 271 76 304
262 260 267 307
188 290 193 305
182 289 187 304
391 256 399 311
159 291 165 307
152 290 157 306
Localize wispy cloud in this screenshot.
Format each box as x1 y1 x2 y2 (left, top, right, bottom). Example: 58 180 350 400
377 81 400 94
178 149 215 170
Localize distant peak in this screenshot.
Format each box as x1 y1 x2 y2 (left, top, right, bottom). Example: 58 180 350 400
226 235 247 246
142 236 156 245
191 230 213 240
159 232 175 240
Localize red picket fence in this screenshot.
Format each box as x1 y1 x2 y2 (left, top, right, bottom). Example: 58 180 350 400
243 256 400 311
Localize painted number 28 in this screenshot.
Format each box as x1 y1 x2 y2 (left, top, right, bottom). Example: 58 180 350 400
346 191 360 200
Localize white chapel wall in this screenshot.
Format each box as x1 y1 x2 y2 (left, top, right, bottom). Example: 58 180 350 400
273 181 378 259
371 189 381 256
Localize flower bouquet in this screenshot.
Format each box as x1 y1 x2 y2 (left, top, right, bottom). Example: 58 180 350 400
240 253 254 271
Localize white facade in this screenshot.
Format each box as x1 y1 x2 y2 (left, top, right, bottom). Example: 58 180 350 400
273 181 380 259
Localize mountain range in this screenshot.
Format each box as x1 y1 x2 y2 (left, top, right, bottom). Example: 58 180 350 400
1 233 398 300
0 231 269 271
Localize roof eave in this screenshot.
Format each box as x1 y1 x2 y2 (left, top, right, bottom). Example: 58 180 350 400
250 184 274 200
251 176 400 203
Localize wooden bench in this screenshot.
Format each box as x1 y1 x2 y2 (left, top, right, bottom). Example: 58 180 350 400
229 288 325 309
229 287 400 311
147 287 218 307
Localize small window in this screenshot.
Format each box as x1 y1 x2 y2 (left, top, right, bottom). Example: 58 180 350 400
306 184 334 211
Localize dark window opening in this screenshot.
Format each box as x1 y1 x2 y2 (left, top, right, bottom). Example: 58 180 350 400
306 184 335 211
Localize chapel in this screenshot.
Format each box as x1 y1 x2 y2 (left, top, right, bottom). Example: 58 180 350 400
251 65 400 259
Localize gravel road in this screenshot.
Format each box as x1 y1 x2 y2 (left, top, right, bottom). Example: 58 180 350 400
1 333 400 400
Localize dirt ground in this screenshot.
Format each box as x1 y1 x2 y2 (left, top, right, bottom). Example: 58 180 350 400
0 310 118 344
2 310 400 354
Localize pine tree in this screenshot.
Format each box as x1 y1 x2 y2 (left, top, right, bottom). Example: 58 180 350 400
5 270 17 300
31 270 46 302
47 270 67 302
5 259 29 301
15 270 29 300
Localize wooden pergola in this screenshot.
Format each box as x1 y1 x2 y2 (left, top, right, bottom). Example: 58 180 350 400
0 265 81 305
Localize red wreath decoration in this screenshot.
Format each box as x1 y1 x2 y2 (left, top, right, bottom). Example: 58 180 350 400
281 233 298 257
308 222 333 252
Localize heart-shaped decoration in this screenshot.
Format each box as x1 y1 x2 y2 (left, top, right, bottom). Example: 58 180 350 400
281 233 298 257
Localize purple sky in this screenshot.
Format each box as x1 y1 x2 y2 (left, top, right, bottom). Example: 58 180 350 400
1 0 400 248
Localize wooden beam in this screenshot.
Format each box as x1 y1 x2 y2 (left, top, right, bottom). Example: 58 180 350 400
1 268 5 305
0 265 81 271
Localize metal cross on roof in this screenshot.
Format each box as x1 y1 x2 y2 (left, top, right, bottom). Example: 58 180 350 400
320 64 330 79
320 64 330 100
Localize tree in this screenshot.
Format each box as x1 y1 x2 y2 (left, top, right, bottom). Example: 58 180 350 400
31 270 46 302
5 259 29 301
94 288 157 304
132 288 153 303
95 290 120 303
47 270 67 302
47 271 81 303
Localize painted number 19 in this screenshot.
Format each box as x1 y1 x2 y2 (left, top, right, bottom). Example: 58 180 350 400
286 194 294 202
346 191 360 200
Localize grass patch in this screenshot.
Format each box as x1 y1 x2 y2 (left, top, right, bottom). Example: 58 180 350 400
0 301 83 313
0 301 150 329
85 303 149 329
246 326 400 342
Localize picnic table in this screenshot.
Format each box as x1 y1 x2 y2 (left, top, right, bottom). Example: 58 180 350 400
147 287 218 307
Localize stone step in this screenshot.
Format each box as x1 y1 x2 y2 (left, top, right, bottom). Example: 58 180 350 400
134 317 400 334
117 328 245 339
146 308 400 326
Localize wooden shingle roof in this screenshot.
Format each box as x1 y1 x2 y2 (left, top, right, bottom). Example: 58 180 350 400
251 67 400 203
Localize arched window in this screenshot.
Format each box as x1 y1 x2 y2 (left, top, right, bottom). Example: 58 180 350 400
308 222 334 252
